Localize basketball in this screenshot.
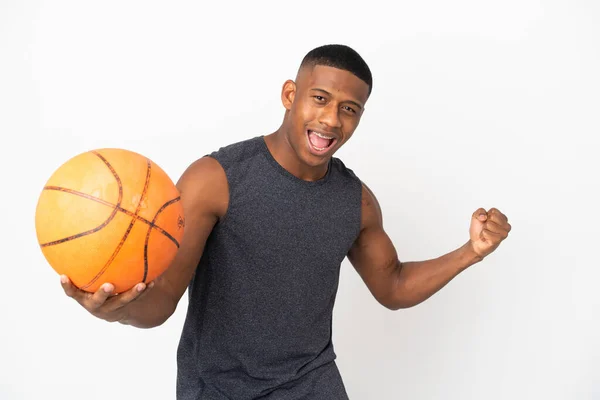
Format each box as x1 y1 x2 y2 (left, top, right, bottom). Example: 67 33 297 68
35 148 185 293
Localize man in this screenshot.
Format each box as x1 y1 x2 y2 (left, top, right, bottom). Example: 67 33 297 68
60 44 511 399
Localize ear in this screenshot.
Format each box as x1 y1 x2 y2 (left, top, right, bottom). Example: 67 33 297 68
281 79 296 111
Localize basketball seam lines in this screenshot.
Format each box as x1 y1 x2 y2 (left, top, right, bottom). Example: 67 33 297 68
41 186 180 248
40 150 125 248
40 152 182 291
81 156 152 290
39 201 121 247
143 196 182 282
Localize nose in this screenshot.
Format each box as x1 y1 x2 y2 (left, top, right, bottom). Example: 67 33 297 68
317 103 342 129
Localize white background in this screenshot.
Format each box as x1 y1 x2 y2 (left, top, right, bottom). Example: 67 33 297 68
1 1 598 399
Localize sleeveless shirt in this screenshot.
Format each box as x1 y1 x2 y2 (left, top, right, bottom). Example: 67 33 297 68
176 136 362 399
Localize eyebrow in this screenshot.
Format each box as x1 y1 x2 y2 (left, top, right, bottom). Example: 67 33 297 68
310 88 364 110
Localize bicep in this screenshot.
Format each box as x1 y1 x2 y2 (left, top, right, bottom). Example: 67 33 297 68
157 156 228 305
347 183 400 305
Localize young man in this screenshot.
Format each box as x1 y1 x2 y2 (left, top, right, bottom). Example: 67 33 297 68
60 44 511 399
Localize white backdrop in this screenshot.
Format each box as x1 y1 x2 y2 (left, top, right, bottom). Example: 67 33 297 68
1 1 598 399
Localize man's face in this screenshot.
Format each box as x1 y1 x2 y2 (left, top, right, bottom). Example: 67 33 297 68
282 65 370 168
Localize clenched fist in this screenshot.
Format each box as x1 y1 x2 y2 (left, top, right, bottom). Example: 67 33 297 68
469 208 511 259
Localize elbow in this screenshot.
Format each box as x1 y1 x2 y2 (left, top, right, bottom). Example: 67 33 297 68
369 261 423 310
146 302 178 328
120 312 172 329
378 275 420 310
118 316 165 329
380 298 417 311
136 314 172 329
377 290 418 310
382 303 405 311
118 300 177 329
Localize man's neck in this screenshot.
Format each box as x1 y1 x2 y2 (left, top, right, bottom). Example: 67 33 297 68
264 131 329 182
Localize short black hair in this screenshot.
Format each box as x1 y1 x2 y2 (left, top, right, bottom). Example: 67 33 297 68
300 44 373 96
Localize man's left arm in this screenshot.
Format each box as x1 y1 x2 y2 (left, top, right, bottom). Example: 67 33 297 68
347 183 511 310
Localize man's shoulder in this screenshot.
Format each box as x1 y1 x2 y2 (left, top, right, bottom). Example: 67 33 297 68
331 156 360 182
180 136 258 180
208 136 264 166
210 135 263 155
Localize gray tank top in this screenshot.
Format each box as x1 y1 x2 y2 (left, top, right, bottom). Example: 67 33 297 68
176 136 362 399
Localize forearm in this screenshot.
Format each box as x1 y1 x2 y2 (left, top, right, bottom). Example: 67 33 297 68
118 285 177 329
391 241 483 309
118 253 202 328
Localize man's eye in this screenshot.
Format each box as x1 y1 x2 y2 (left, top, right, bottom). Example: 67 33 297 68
314 96 325 102
343 106 356 114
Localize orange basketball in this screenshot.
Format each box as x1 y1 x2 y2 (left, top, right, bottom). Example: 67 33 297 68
35 148 185 293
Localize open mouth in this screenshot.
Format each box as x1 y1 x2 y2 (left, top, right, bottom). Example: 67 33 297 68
306 130 338 155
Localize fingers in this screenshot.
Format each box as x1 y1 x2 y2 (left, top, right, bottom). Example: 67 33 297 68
487 208 511 232
60 276 153 313
483 220 510 237
473 207 511 231
487 208 508 223
60 275 88 304
61 276 113 311
86 283 116 310
480 228 504 243
472 208 488 222
103 281 155 313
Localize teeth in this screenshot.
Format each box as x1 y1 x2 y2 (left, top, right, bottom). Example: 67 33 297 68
311 130 334 140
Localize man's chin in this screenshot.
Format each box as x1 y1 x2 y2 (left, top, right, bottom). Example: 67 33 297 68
301 151 333 168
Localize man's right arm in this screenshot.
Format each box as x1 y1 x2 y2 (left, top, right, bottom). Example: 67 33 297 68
60 156 228 329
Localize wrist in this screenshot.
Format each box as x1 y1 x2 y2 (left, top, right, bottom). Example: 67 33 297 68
458 241 484 271
116 309 131 325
